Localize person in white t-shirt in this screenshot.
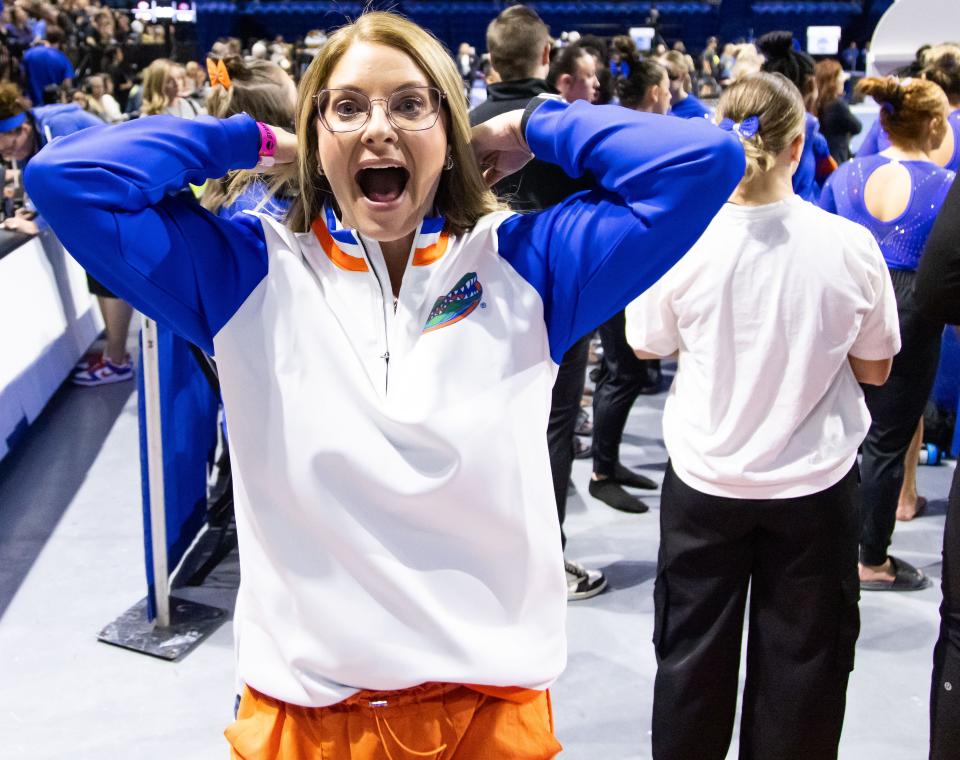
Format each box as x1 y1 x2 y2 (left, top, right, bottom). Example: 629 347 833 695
625 72 901 760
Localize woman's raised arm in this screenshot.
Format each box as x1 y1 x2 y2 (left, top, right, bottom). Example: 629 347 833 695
24 114 270 354
492 98 744 362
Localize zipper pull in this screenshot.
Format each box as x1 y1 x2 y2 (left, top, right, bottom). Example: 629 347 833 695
381 351 390 361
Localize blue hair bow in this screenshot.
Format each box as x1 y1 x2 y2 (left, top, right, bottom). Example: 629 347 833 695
718 115 761 140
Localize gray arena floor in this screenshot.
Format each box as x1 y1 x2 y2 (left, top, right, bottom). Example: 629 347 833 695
0 345 952 759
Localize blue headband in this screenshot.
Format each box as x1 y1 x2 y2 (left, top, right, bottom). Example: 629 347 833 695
0 111 27 133
718 115 760 140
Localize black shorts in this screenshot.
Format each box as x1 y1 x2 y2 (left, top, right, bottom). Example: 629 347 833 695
86 273 117 299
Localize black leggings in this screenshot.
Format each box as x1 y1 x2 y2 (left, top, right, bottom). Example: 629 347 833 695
859 269 943 566
546 333 591 549
592 310 659 477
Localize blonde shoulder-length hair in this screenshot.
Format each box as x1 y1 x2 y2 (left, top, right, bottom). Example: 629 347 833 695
285 11 503 235
141 58 176 116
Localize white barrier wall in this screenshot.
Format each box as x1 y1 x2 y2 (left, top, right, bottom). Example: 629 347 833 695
868 0 960 76
0 233 102 460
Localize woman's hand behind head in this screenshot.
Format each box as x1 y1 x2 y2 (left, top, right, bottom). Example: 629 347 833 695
470 109 533 186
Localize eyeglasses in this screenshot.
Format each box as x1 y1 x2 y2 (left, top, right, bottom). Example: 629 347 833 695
316 86 445 133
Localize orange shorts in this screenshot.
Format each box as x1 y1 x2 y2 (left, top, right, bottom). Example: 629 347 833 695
225 682 562 760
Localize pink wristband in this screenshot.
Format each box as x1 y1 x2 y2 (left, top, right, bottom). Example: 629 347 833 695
256 122 277 167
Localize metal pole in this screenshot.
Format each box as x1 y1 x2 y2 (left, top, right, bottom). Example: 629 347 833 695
141 315 170 627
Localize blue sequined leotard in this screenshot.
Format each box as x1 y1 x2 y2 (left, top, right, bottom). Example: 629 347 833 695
820 155 955 270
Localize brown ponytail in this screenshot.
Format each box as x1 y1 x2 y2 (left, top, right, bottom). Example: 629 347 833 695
856 76 948 150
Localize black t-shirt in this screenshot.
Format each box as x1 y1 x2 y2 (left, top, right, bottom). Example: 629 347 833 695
819 99 862 164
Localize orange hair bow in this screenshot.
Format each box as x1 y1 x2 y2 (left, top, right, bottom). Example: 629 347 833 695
206 58 232 89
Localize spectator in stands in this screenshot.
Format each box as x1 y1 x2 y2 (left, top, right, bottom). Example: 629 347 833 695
6 6 36 62
25 12 743 753
103 46 132 112
0 80 133 386
179 60 207 113
759 30 836 201
815 58 861 163
22 25 73 106
914 168 960 760
619 59 671 115
547 42 599 104
820 76 955 590
83 73 123 123
661 50 710 119
471 5 606 600
141 58 204 118
628 70 898 760
85 8 115 71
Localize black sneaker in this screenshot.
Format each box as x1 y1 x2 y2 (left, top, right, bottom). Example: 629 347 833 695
565 559 607 601
588 478 650 514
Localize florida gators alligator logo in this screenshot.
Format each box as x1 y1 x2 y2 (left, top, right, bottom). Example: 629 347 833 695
423 272 483 333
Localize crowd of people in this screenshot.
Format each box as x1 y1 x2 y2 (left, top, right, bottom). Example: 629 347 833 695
4 0 960 757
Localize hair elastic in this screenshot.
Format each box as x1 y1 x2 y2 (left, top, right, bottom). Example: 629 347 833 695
0 111 27 133
718 115 760 140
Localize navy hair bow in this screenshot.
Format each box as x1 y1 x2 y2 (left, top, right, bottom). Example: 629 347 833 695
718 115 761 140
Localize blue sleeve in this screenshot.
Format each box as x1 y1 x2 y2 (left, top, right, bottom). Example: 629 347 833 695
812 128 830 161
64 56 74 80
24 113 268 354
497 99 745 362
819 171 839 214
858 119 881 156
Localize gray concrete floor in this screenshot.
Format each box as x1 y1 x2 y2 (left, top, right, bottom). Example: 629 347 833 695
0 355 951 759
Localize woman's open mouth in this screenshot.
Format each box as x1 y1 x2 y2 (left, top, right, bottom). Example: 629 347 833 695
356 166 410 204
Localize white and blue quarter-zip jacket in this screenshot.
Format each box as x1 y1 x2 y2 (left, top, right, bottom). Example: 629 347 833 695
25 99 744 707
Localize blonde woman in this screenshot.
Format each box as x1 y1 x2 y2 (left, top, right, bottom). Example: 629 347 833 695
627 72 899 759
25 12 742 757
84 74 124 123
141 58 204 118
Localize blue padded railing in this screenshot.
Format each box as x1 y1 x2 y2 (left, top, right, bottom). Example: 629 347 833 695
752 2 861 14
